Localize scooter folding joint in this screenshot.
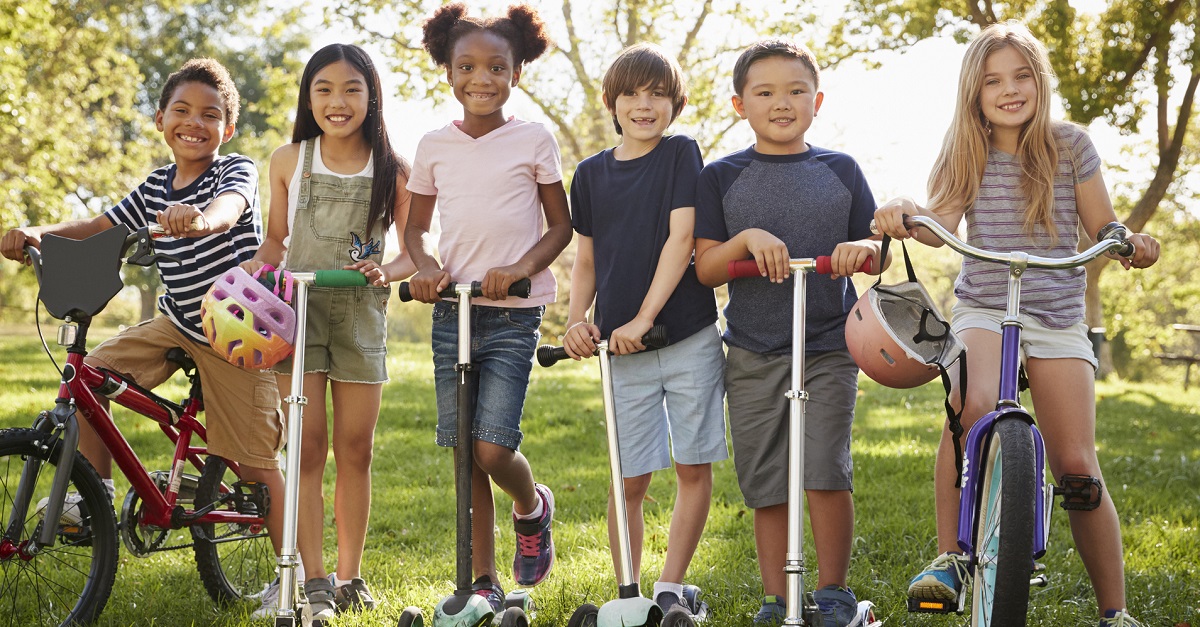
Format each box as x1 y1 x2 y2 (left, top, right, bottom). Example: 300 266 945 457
785 390 808 401
282 395 307 406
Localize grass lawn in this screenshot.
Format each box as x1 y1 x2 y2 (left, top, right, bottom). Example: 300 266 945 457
0 327 1196 626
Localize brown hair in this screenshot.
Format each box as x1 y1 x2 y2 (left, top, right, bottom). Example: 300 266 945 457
601 43 688 135
157 58 240 126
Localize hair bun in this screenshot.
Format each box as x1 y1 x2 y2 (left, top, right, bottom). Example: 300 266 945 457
506 4 550 63
423 2 469 67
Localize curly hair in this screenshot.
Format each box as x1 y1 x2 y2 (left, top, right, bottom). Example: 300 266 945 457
157 58 240 126
422 2 551 69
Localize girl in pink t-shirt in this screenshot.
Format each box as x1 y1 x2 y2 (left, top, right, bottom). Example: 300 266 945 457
403 1 571 606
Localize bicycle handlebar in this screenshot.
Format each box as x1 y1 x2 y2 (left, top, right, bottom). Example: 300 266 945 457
726 255 874 280
536 325 669 367
893 214 1135 269
396 277 533 302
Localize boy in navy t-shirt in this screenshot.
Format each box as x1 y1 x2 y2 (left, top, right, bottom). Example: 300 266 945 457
563 42 727 619
693 39 881 626
0 59 287 584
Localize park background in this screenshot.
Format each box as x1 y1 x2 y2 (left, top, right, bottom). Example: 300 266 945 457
0 1 1197 625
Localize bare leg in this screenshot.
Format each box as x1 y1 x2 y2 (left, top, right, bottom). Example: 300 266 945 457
329 381 382 580
756 503 788 597
807 489 853 589
659 462 712 584
77 398 113 480
608 473 652 580
1027 357 1127 615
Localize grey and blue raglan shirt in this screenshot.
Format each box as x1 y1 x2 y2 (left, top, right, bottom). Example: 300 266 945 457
694 145 876 355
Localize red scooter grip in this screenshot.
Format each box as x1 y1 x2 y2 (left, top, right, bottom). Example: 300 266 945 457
727 256 873 278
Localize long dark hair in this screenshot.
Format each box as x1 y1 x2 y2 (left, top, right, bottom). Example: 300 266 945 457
292 43 409 234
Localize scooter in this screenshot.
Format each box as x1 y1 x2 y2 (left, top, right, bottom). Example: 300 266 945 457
538 327 707 627
726 256 882 627
397 278 536 627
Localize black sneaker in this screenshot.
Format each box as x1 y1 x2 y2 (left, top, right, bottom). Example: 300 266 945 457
471 574 504 613
332 576 376 613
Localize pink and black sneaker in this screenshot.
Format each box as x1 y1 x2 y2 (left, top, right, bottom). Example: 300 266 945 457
512 483 555 586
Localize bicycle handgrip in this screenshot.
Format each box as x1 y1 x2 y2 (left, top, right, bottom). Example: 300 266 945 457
537 325 668 367
727 256 872 279
397 277 533 302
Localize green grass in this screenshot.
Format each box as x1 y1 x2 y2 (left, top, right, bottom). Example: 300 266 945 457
0 327 1197 626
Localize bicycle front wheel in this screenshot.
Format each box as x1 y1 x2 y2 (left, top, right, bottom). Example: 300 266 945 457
971 417 1036 626
0 427 119 627
191 456 276 605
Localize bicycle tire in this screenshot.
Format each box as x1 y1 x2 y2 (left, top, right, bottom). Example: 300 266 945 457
971 417 1035 626
191 455 275 605
0 427 119 627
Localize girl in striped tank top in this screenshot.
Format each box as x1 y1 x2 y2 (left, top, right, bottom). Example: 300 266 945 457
874 21 1159 627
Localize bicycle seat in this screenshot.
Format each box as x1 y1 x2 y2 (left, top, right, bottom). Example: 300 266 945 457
38 227 130 320
165 347 197 374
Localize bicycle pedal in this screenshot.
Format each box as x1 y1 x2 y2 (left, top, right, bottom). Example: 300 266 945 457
229 480 271 517
907 597 958 614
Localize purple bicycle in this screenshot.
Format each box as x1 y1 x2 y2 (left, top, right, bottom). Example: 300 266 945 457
895 214 1134 626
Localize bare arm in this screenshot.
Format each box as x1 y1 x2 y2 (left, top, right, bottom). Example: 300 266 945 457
562 234 600 359
873 196 965 248
1 214 115 263
242 145 296 274
402 191 450 302
1075 171 1159 269
694 227 792 287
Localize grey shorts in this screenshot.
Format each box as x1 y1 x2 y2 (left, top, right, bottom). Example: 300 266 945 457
951 304 1098 370
272 286 390 383
611 324 729 477
725 346 858 508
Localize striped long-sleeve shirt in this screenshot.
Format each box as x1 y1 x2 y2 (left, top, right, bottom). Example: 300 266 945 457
103 154 262 342
956 122 1100 328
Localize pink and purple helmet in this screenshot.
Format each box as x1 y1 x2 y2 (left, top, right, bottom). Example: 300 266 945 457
200 266 296 369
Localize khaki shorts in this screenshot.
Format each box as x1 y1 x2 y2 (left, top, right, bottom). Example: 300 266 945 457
272 286 389 384
725 347 857 508
951 304 1098 370
86 317 284 469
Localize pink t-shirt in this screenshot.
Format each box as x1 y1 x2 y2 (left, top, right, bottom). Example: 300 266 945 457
407 118 562 307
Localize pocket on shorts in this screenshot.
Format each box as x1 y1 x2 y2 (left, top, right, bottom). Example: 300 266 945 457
502 306 543 335
353 290 388 353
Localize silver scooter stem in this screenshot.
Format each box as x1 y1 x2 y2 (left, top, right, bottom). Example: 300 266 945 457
784 269 809 625
277 278 308 620
597 341 636 589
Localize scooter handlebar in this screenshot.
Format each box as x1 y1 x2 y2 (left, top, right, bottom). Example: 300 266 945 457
727 255 873 279
537 325 668 367
397 277 533 302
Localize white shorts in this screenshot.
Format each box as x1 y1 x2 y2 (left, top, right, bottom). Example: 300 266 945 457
951 304 1098 371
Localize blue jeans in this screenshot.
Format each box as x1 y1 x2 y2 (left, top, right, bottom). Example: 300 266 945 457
432 302 543 450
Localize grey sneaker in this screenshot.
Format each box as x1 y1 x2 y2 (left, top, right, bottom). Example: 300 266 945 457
35 492 89 526
304 576 337 622
332 575 377 612
813 586 859 627
249 578 280 620
655 590 687 615
753 595 786 626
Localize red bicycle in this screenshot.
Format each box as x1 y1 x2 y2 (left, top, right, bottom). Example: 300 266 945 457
0 224 276 626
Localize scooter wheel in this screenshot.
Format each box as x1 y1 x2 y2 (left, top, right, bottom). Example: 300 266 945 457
661 607 696 627
397 606 424 627
567 603 599 627
499 607 529 627
504 588 535 617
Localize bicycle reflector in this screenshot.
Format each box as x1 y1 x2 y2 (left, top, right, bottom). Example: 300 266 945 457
845 239 965 388
200 266 296 369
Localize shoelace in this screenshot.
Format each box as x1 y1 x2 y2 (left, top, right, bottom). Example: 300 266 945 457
929 552 971 584
517 531 543 557
1103 611 1139 627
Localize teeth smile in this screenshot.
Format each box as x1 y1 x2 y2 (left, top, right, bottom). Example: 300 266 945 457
179 134 204 143
328 115 350 122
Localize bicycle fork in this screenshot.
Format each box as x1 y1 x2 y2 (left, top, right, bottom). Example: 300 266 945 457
4 400 82 555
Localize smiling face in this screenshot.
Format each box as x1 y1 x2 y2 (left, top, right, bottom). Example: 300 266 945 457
611 83 677 150
308 60 370 140
732 55 824 155
447 31 520 134
978 45 1038 143
155 81 234 170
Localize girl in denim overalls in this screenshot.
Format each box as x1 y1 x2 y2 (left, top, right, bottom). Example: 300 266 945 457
403 2 573 611
242 43 414 619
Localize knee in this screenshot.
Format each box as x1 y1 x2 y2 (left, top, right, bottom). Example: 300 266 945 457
299 440 329 472
622 475 652 502
334 436 375 472
473 441 514 474
674 463 713 488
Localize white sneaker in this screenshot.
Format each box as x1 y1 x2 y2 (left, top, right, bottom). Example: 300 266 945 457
35 492 87 526
250 578 280 620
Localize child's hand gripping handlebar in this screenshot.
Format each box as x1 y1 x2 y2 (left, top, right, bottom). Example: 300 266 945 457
726 255 874 279
396 277 532 302
536 325 669 367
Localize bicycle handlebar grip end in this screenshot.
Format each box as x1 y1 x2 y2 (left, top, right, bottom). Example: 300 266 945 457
536 344 568 367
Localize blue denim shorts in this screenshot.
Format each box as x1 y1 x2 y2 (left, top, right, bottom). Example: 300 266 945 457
432 301 543 450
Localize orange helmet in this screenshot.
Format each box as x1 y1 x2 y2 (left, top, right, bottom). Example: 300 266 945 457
200 267 295 369
846 280 964 389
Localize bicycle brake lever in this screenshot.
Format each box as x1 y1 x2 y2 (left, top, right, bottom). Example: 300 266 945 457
125 227 180 266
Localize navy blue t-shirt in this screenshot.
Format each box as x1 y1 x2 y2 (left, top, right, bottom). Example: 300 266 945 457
694 145 875 355
570 134 717 344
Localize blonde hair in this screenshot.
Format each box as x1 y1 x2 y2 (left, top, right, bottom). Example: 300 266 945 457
928 21 1060 238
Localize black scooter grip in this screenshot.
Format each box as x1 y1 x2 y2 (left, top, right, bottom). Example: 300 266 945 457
398 277 533 302
537 325 668 368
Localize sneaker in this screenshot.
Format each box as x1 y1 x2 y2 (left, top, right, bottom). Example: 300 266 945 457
332 575 376 613
813 586 859 627
656 590 688 615
35 492 88 526
753 595 786 626
512 483 555 586
471 574 504 613
907 551 970 601
1099 610 1143 627
303 576 337 622
249 578 280 620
